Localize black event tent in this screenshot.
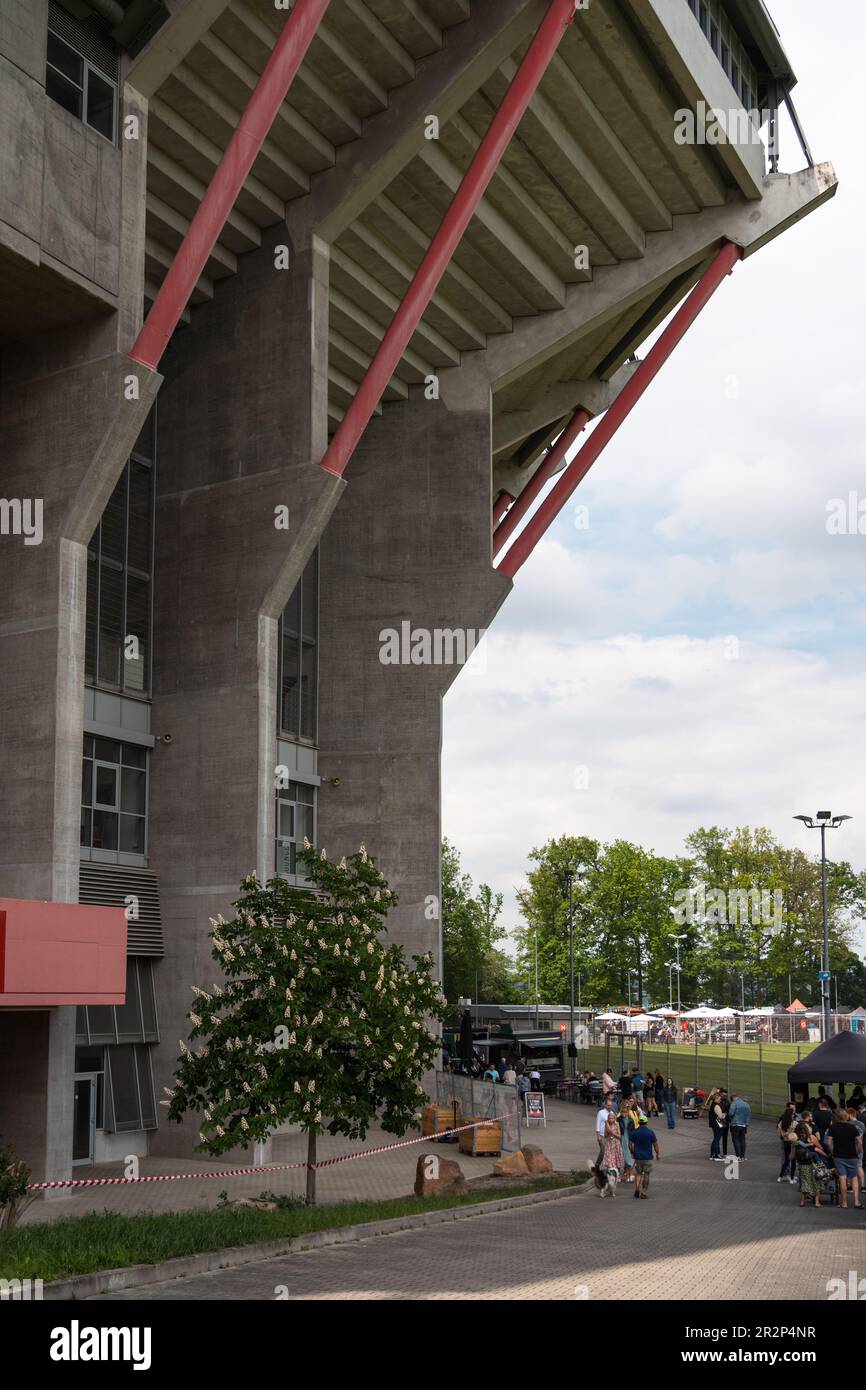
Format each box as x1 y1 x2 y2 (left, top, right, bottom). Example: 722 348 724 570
787 1029 866 1084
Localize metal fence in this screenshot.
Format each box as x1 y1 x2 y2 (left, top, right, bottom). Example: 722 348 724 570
579 1039 805 1118
435 1071 522 1150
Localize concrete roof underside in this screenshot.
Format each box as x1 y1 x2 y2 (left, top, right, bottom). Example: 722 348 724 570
132 0 828 480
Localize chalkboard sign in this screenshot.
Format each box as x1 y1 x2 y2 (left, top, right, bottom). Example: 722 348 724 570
525 1091 546 1126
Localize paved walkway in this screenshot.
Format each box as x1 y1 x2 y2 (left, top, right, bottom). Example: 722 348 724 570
97 1103 866 1301
27 1106 537 1224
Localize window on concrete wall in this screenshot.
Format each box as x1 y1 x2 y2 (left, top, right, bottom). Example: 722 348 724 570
46 1 118 143
85 412 156 697
81 737 148 857
277 549 319 744
105 1043 157 1132
685 0 759 112
75 959 160 1047
275 781 316 878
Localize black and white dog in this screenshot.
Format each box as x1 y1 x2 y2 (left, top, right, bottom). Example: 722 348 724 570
590 1158 618 1197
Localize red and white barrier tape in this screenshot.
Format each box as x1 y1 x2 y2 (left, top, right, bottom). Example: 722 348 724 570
27 1112 517 1191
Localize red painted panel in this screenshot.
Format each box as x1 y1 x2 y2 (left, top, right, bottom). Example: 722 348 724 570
0 898 127 1006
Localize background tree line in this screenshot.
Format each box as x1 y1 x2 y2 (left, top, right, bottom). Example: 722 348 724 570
441 828 866 1012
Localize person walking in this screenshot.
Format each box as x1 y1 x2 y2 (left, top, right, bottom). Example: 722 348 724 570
601 1069 615 1095
655 1069 665 1105
777 1103 798 1184
644 1070 657 1116
596 1094 616 1164
826 1107 863 1210
496 1056 508 1081
619 1098 637 1182
618 1069 633 1100
601 1107 625 1189
661 1076 678 1129
629 1115 660 1199
503 1063 517 1087
728 1093 751 1160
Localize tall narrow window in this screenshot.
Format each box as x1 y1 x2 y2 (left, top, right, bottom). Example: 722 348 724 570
277 549 319 743
85 412 155 696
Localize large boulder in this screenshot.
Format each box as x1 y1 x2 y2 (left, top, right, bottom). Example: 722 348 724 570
414 1152 468 1197
521 1145 553 1174
493 1149 529 1177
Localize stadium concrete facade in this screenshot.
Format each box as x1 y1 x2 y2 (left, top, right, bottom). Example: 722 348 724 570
0 0 836 1181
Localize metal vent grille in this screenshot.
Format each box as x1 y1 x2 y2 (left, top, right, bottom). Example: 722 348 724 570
48 0 118 81
78 862 164 957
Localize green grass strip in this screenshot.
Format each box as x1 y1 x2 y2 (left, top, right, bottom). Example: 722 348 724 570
1 1174 585 1283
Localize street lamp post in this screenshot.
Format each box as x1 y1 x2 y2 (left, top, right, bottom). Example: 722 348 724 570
567 871 575 1076
794 812 851 1043
534 927 539 1029
556 867 580 1078
672 934 686 1017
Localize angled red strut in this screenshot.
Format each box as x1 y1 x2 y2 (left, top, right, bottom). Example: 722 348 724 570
318 0 580 479
493 406 591 554
492 490 514 528
497 241 743 578
129 0 333 372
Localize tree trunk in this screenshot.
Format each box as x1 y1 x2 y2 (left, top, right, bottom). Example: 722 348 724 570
306 1129 317 1206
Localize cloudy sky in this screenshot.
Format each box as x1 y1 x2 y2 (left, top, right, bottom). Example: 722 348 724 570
442 0 865 955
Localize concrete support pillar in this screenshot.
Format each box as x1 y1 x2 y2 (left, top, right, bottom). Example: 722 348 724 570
316 384 511 980
148 228 342 1155
0 83 152 1181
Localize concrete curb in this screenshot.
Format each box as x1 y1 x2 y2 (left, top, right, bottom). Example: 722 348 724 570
44 1181 590 1300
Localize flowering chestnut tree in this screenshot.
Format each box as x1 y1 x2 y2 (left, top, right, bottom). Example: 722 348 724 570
165 842 446 1202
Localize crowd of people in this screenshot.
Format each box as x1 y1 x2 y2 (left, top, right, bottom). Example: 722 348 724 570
590 1068 678 1199
451 1044 866 1210
776 1089 865 1210
479 1054 544 1101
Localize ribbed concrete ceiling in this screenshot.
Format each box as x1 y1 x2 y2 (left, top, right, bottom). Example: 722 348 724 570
140 0 765 458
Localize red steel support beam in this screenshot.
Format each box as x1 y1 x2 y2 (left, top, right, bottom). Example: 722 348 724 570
492 490 514 528
492 407 591 554
129 0 333 372
319 0 580 479
497 241 743 579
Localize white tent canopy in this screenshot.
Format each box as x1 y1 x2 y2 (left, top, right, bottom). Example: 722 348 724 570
681 1007 722 1019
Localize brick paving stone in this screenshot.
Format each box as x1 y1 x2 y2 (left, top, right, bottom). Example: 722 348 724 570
95 1100 866 1301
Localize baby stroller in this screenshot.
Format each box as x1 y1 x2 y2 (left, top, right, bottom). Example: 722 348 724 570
812 1155 839 1205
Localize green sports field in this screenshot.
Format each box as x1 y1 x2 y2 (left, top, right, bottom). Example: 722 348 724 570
581 1039 840 1118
